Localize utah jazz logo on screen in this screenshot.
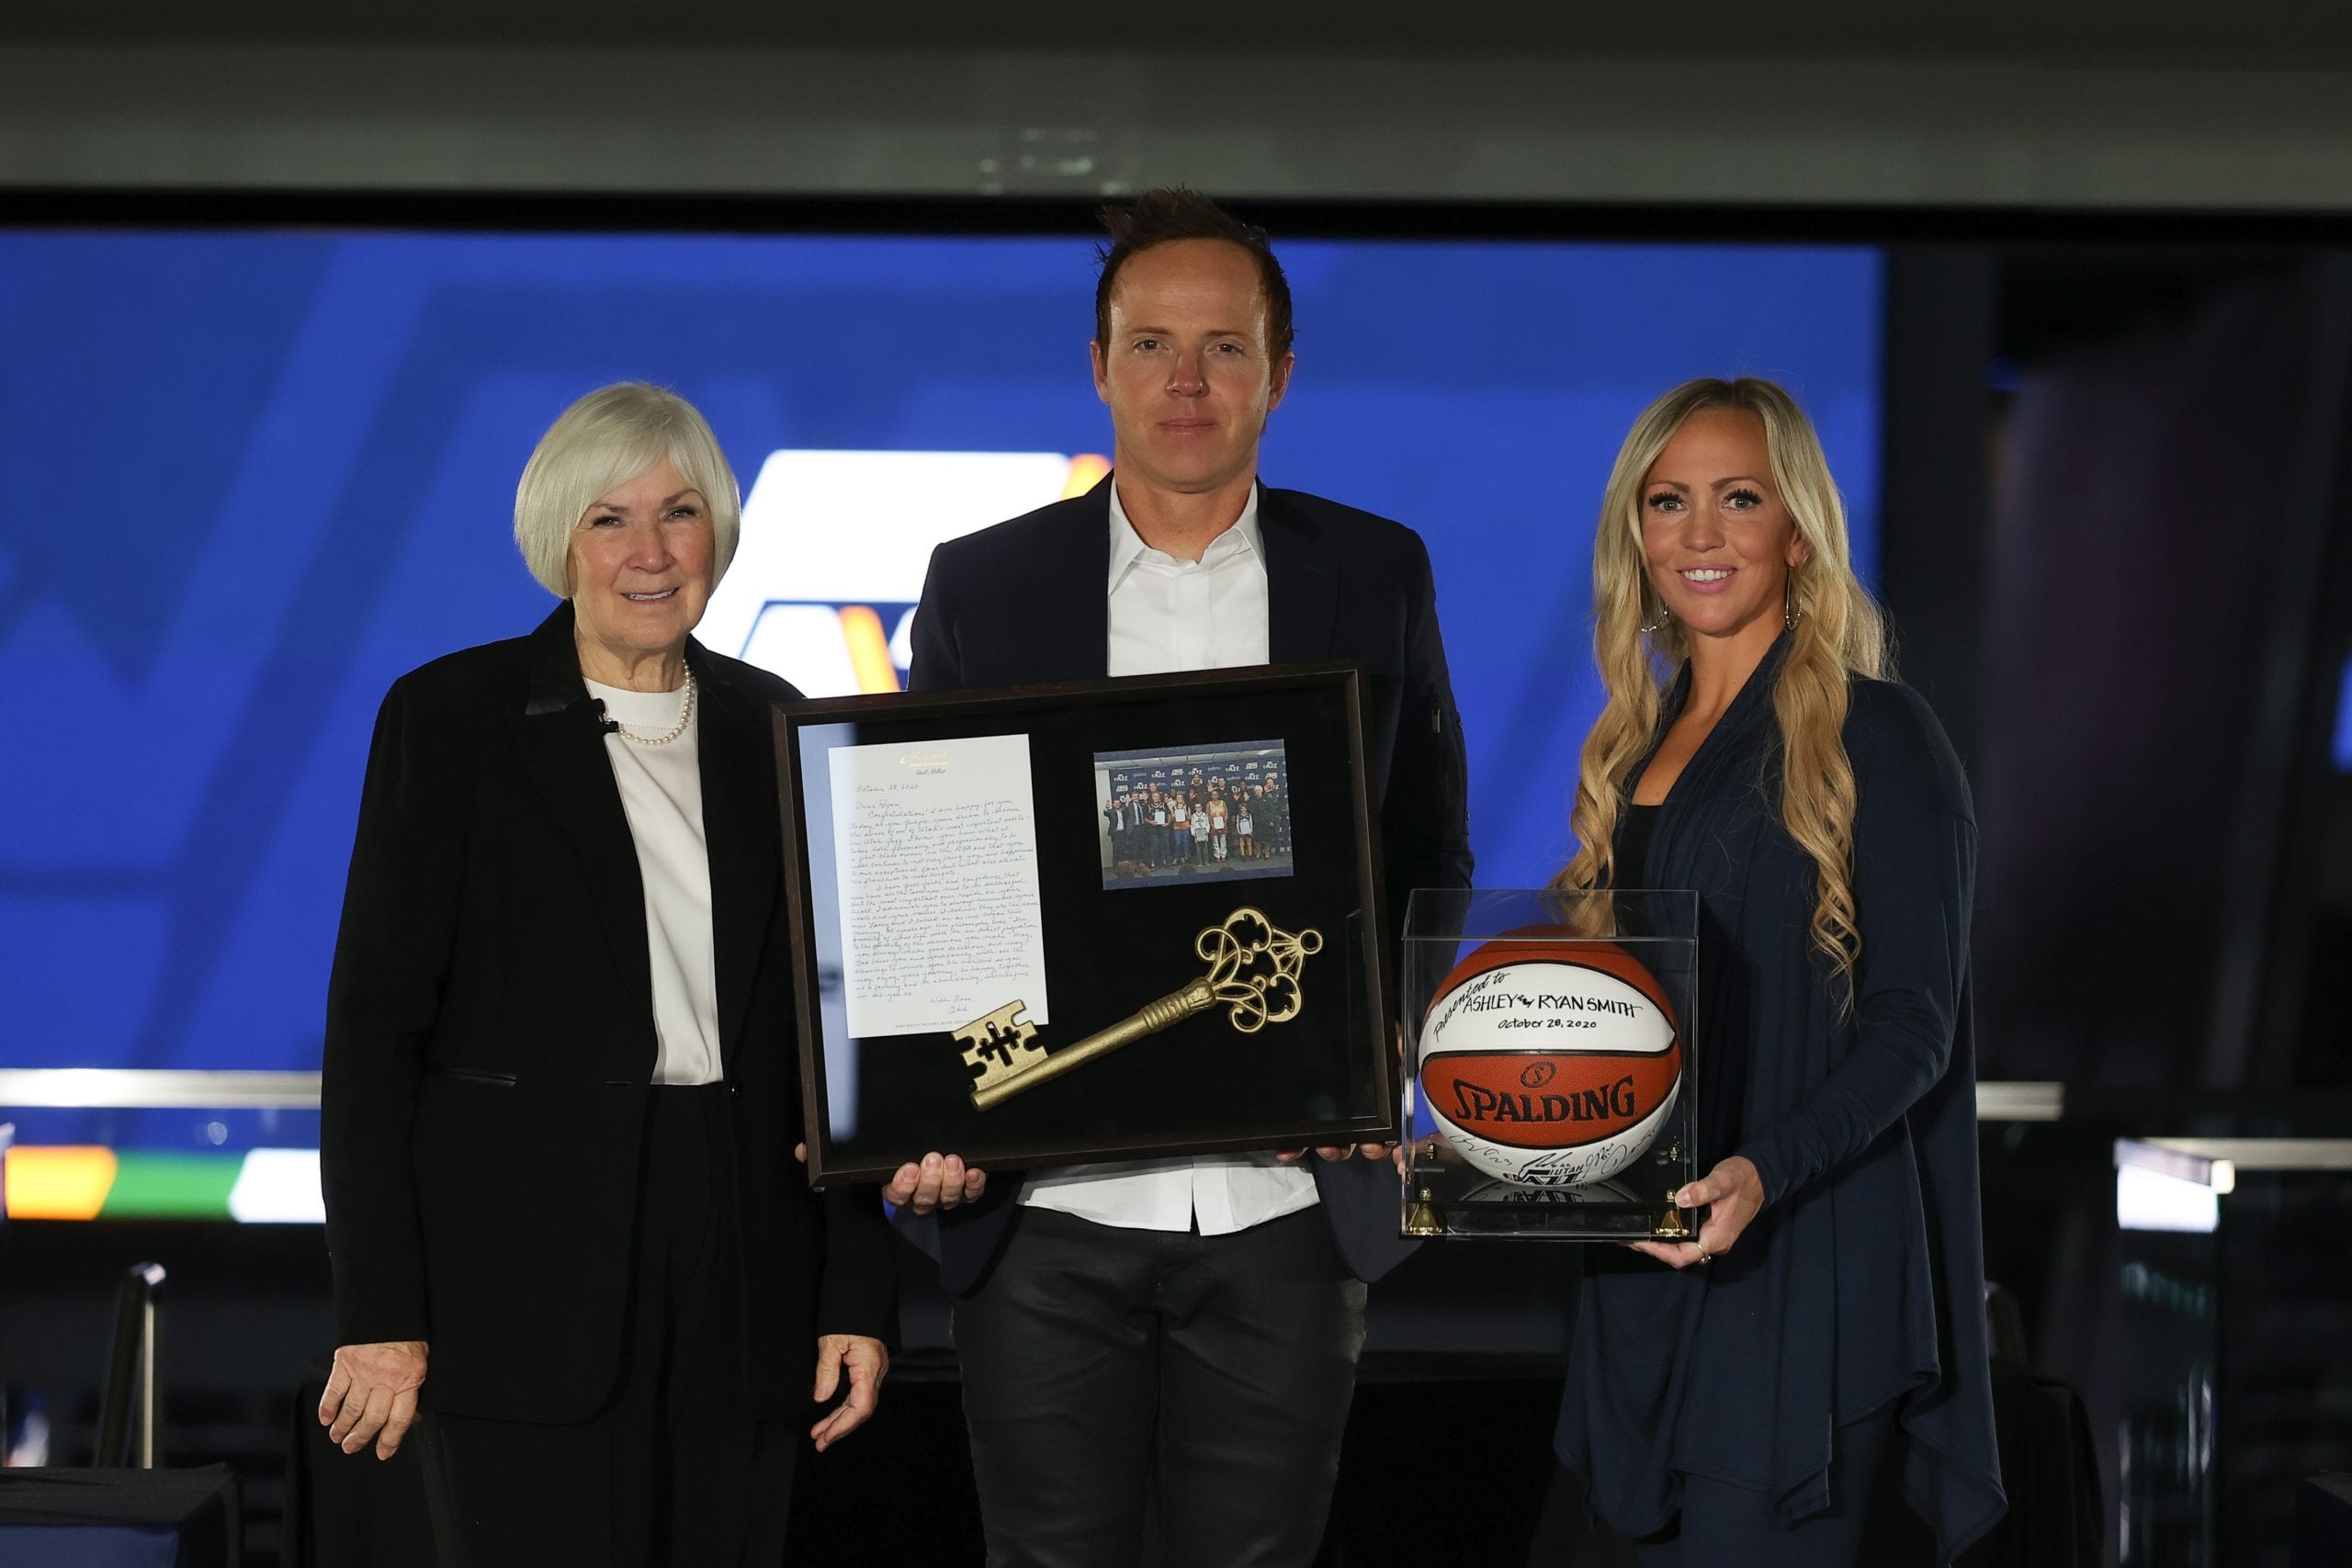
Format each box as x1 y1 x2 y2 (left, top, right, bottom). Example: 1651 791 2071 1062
698 450 1109 695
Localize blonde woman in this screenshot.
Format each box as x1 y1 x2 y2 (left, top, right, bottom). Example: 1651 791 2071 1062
1548 380 2002 1565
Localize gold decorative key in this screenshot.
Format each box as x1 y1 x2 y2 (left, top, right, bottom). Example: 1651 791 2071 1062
954 907 1323 1111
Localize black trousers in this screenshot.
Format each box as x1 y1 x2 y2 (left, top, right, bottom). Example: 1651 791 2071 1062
416 1085 797 1568
955 1205 1367 1568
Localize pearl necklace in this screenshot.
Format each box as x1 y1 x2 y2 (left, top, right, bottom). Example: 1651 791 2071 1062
612 671 697 748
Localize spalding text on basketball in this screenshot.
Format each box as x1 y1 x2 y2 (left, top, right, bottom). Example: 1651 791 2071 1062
1451 1075 1638 1127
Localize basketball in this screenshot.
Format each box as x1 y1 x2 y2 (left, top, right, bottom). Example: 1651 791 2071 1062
1417 932 1681 1187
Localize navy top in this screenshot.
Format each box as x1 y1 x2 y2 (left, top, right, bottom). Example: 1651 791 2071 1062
1554 635 2006 1560
1618 803 1661 888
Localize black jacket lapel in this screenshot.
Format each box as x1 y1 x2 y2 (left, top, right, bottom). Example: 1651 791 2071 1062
690 646 779 1074
1261 487 1339 662
1047 476 1114 680
511 603 655 1032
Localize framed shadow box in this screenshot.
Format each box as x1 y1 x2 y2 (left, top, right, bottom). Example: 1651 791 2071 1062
773 661 1397 1185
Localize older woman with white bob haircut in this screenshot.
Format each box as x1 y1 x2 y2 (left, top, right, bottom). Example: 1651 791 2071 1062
1549 378 2004 1564
317 382 899 1565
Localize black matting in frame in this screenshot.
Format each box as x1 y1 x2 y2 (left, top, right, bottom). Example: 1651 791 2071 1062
775 661 1396 1185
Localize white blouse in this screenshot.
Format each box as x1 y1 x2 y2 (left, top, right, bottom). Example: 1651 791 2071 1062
584 677 721 1087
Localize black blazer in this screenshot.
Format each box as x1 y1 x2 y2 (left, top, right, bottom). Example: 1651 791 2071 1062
907 476 1475 1292
321 603 897 1425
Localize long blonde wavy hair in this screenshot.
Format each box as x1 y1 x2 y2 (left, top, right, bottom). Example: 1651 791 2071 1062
1551 378 1891 984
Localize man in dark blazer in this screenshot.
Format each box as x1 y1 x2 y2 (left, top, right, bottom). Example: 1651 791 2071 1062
896 189 1473 1568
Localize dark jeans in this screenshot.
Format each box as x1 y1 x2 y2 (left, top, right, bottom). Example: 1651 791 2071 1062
955 1205 1366 1568
415 1086 796 1568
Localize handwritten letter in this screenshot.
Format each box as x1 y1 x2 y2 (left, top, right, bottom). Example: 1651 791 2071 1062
828 734 1049 1037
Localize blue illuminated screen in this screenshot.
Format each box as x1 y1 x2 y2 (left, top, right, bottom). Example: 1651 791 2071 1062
2336 656 2352 771
0 230 1880 1151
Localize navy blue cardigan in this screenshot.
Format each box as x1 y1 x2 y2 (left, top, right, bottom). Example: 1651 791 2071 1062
1554 637 2006 1560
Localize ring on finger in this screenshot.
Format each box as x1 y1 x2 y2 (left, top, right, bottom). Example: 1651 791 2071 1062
1694 1240 1712 1266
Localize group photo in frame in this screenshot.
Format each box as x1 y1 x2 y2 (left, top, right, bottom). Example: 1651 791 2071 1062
1093 739 1294 891
773 662 1398 1184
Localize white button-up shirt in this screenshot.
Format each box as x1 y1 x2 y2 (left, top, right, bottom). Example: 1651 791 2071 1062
1018 479 1321 1235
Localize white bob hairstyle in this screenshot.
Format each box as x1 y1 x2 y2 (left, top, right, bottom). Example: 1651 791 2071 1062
512 382 742 597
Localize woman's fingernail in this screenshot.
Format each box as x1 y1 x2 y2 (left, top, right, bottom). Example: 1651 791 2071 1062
923 1154 940 1169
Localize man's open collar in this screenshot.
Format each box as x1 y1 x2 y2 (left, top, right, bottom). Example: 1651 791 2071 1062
1104 474 1266 592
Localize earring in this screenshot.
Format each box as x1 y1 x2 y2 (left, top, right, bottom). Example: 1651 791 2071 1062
1641 596 1669 635
1783 576 1801 631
